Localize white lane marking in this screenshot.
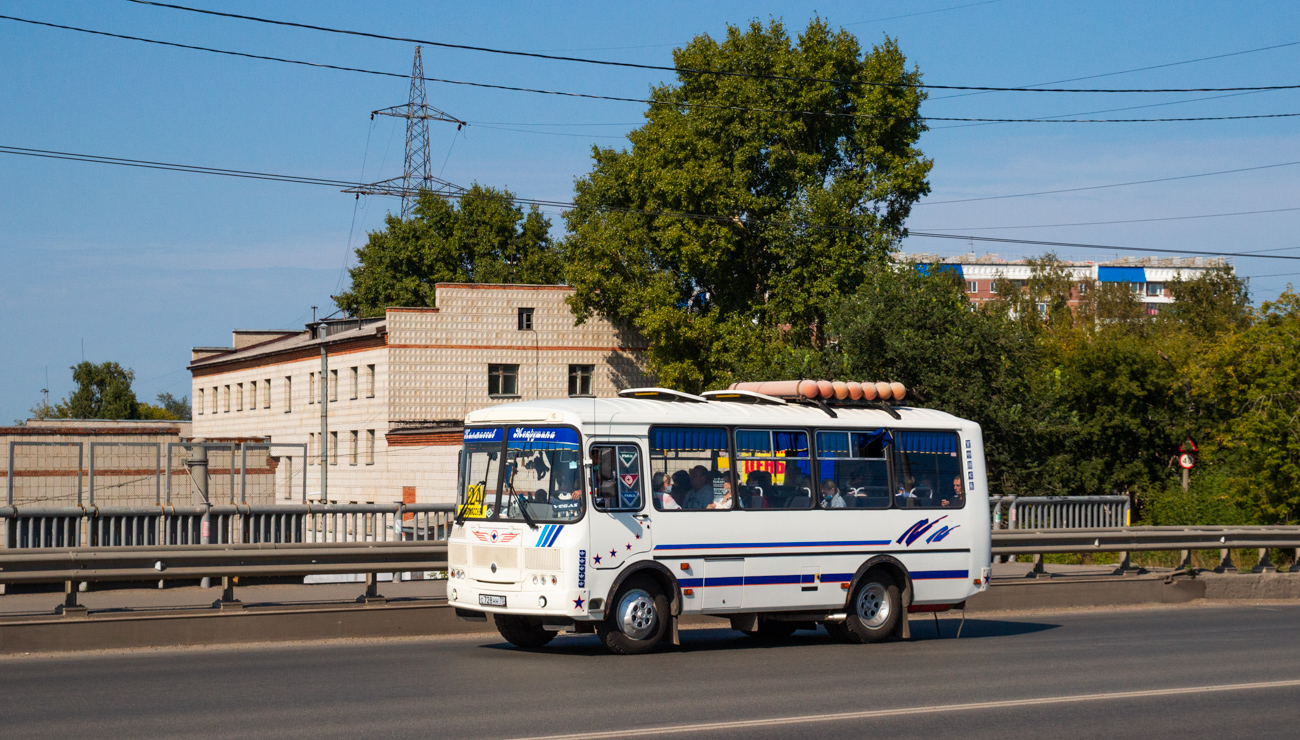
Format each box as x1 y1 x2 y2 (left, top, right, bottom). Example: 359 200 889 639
506 678 1300 740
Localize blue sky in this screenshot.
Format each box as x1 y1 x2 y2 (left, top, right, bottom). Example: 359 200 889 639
2 0 1298 422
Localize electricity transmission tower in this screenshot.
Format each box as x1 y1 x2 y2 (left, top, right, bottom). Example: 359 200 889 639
344 46 467 218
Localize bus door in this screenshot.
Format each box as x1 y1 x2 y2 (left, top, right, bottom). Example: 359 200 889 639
587 443 653 569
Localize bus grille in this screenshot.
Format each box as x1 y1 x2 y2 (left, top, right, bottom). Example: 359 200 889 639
524 547 562 571
472 545 519 569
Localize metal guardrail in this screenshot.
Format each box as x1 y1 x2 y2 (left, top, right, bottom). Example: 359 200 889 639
0 541 449 613
993 525 1300 575
989 495 1131 530
0 504 456 549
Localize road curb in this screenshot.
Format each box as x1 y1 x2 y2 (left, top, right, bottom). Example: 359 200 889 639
3 572 1296 654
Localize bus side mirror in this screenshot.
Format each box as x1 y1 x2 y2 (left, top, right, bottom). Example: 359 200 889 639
599 448 616 481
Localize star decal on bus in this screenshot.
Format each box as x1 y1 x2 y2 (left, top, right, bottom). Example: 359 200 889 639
626 543 632 550
609 549 617 558
573 596 584 609
593 554 602 564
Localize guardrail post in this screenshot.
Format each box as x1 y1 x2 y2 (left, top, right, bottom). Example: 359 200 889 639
1113 550 1140 576
58 580 88 618
1029 553 1050 579
1292 548 1300 574
359 572 387 606
213 576 243 610
1179 549 1192 570
1216 548 1237 573
1252 548 1275 573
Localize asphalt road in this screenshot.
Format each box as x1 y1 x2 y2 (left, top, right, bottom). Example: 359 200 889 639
1 604 1298 739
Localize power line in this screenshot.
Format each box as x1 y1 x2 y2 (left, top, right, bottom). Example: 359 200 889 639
8 141 1300 263
904 232 1300 261
930 38 1300 101
8 14 1300 125
845 0 1005 26
125 1 1300 94
917 160 1300 205
915 205 1300 230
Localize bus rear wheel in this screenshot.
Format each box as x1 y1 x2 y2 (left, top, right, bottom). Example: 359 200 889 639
494 614 555 649
843 572 901 644
598 577 668 655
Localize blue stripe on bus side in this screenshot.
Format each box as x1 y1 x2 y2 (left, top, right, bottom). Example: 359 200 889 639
545 525 563 547
654 540 892 551
533 525 550 548
911 569 969 580
674 570 970 589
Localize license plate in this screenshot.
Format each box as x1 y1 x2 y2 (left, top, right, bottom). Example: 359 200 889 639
479 594 507 607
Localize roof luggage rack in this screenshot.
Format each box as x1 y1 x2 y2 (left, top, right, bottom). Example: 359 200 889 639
699 390 787 405
617 388 709 403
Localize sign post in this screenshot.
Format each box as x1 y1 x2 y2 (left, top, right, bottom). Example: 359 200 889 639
1178 439 1198 492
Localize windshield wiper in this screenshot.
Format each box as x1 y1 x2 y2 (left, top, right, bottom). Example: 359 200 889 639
505 466 539 530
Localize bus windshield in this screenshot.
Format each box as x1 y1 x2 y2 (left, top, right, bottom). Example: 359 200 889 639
457 426 586 523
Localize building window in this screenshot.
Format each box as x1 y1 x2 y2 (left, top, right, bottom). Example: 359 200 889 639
967 281 978 293
284 376 292 412
1147 304 1160 316
196 389 203 415
263 378 271 408
1133 282 1146 294
350 366 358 400
1078 282 1089 295
349 430 359 466
330 369 338 402
1147 282 1163 297
488 364 519 396
308 372 315 404
988 281 998 295
224 385 231 413
283 457 293 500
568 364 594 396
366 364 376 398
308 433 315 465
1036 302 1048 316
211 387 218 414
237 383 244 411
517 307 534 331
366 430 375 465
330 431 338 465
249 381 257 410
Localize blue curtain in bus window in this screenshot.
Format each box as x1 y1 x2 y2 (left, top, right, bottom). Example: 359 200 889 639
851 429 891 456
650 427 728 452
507 427 581 450
895 431 958 454
816 431 850 458
734 430 771 457
773 431 809 457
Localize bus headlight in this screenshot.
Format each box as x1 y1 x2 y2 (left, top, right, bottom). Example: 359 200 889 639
538 596 547 608
532 575 539 585
550 576 557 585
451 589 458 601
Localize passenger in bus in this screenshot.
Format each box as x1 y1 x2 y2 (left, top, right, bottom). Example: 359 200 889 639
685 466 732 510
896 476 919 508
941 476 965 508
670 470 693 505
820 479 846 509
652 472 680 510
744 470 771 508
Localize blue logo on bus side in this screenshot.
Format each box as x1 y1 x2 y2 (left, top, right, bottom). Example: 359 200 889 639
578 549 587 588
897 516 960 546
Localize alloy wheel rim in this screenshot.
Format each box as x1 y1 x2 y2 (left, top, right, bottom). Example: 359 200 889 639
618 589 657 639
857 583 890 628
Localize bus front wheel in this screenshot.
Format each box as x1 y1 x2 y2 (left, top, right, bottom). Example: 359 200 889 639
844 572 901 643
494 614 555 649
598 577 669 655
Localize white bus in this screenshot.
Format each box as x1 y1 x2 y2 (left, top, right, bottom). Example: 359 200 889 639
447 387 991 654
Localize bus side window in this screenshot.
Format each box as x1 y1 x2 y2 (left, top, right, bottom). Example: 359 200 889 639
894 431 964 509
591 445 643 512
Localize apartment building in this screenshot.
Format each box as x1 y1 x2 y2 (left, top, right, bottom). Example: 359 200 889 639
189 284 652 505
905 253 1231 315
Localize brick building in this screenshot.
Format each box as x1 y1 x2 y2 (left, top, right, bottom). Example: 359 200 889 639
904 253 1231 316
189 284 652 505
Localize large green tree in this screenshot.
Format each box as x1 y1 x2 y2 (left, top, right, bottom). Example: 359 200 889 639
336 185 563 317
53 361 140 419
563 19 932 392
